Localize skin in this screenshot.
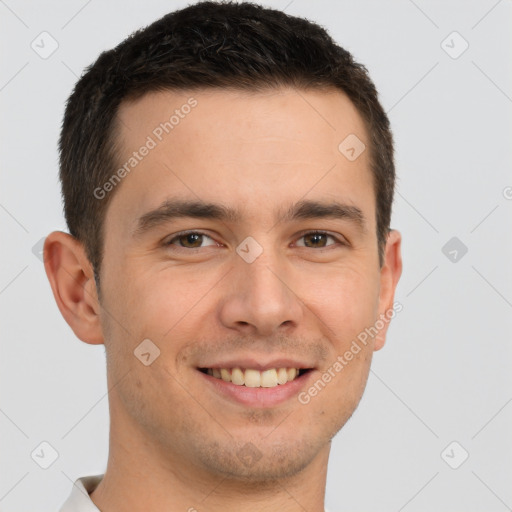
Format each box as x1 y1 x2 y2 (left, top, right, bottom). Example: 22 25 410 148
44 87 402 512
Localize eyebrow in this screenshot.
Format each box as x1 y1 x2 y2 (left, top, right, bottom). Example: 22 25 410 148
132 198 366 238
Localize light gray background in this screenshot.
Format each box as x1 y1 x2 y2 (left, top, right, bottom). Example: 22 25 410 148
1 1 511 511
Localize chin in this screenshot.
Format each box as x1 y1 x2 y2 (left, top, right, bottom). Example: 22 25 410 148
191 430 329 484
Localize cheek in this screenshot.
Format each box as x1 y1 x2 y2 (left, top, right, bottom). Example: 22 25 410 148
113 353 206 445
112 264 219 341
328 348 373 424
303 264 381 343
298 266 379 401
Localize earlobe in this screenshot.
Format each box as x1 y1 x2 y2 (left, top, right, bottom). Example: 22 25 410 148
374 229 403 351
43 231 104 345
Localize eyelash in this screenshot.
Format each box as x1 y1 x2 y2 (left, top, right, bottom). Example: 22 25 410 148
164 230 346 251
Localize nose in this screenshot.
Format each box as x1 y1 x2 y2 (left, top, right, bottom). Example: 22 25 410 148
218 243 304 337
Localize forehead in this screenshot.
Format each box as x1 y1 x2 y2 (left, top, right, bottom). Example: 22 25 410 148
116 86 368 157
106 87 375 233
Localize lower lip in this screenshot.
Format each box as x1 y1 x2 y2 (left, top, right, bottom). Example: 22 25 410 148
199 370 314 408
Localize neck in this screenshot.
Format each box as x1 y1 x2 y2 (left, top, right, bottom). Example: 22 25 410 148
90 395 330 512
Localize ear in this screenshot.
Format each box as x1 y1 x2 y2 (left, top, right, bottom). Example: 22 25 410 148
43 231 104 345
374 229 402 351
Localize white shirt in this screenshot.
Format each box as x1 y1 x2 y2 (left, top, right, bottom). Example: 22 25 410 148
60 474 332 511
59 475 103 511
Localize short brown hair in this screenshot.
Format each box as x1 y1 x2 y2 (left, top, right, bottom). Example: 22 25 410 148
59 0 395 286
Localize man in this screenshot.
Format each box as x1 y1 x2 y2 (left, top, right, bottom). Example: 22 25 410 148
44 1 402 510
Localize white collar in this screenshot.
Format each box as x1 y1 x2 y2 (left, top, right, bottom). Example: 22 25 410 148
59 475 103 512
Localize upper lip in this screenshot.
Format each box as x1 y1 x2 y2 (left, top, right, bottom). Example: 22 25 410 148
197 357 315 371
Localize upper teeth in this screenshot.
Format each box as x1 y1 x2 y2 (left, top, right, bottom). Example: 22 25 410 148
206 367 300 387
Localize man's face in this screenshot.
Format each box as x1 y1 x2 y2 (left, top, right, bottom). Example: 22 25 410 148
98 87 394 480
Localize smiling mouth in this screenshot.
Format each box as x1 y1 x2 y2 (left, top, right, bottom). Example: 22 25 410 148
198 367 311 388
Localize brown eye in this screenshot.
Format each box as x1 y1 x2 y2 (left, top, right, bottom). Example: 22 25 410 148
166 232 217 249
296 231 340 249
